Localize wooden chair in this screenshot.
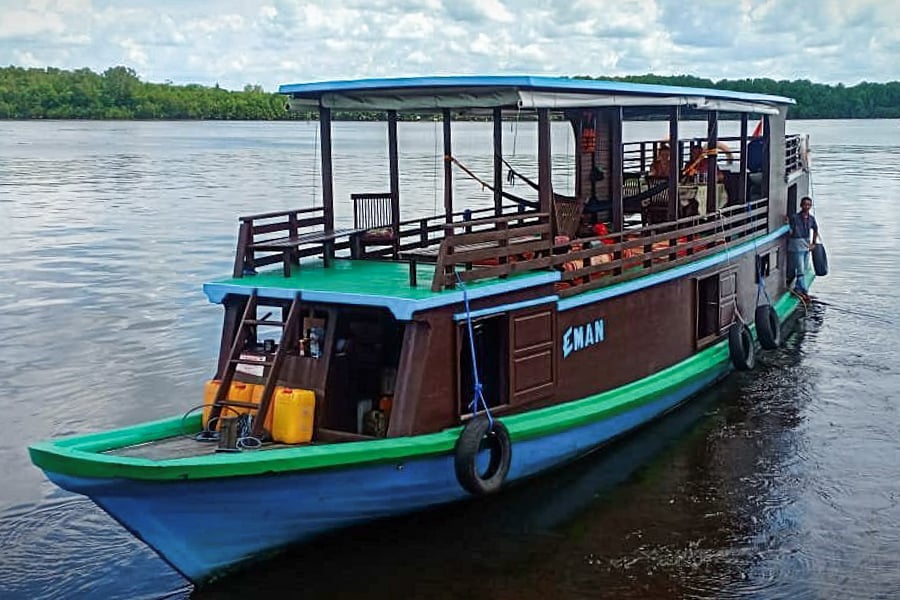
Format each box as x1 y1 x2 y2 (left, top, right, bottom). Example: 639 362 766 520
352 193 398 257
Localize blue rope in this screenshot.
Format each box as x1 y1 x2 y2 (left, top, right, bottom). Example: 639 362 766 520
456 272 494 426
747 194 772 307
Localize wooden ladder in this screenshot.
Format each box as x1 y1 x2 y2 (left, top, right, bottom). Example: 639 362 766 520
206 291 302 440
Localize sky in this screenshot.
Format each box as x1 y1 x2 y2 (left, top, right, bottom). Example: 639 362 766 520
1 0 898 91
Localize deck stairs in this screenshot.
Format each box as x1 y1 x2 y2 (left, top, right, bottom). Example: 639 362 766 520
206 291 302 439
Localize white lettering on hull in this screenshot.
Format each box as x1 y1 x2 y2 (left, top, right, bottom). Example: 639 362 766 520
562 319 605 359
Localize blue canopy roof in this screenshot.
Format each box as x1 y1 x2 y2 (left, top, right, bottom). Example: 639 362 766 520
278 75 794 111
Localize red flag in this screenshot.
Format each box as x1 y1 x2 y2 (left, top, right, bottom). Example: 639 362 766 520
751 118 764 137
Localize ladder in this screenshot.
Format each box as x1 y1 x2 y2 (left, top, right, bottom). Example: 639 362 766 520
206 291 302 440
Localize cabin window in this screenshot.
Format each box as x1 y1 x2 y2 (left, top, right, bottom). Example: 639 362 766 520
458 315 509 416
756 253 771 282
787 183 798 215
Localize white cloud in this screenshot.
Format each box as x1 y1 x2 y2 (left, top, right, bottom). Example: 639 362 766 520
0 0 896 91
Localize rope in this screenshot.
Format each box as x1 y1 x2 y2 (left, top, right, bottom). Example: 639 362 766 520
456 273 494 426
446 154 538 209
433 116 440 216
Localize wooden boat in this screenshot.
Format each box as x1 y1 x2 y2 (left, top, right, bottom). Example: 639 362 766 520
29 76 815 585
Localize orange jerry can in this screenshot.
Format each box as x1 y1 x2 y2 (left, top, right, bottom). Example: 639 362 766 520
272 388 316 444
202 380 253 429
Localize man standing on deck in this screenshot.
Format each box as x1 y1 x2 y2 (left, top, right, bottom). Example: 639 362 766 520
788 196 819 301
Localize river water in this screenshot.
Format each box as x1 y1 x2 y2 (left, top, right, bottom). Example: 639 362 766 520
0 118 898 599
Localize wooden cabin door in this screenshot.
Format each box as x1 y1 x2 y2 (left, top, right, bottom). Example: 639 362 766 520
509 307 556 405
718 269 737 332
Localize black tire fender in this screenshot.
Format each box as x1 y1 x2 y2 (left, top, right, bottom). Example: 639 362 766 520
812 244 828 276
454 416 512 495
755 304 782 350
728 322 756 371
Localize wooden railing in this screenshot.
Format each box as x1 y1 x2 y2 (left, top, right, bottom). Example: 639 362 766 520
430 212 552 292
233 206 329 277
550 199 769 297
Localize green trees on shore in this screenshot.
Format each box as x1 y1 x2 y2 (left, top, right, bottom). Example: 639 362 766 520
1 66 898 120
0 66 287 119
580 74 900 119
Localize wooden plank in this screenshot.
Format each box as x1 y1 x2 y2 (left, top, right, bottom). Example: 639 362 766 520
239 206 322 222
443 223 549 246
444 239 551 265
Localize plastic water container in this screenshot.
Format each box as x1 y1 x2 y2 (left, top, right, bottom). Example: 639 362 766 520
272 388 316 444
249 384 274 433
202 380 253 428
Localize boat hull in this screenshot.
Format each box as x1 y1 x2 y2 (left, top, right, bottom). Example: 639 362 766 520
43 359 727 584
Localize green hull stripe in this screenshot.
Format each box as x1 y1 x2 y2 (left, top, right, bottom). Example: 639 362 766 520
29 292 800 482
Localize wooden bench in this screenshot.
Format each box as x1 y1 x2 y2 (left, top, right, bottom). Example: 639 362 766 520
233 207 368 278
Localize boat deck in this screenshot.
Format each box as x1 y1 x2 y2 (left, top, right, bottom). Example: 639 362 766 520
203 258 560 319
105 435 299 461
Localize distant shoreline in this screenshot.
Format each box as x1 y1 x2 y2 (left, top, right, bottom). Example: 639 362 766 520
2 66 899 120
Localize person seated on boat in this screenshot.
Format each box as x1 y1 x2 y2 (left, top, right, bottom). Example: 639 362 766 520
649 144 671 177
786 196 819 301
683 145 725 184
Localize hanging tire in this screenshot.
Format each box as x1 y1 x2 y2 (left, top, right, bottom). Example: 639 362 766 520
454 416 512 496
728 322 755 371
755 304 782 350
812 244 828 276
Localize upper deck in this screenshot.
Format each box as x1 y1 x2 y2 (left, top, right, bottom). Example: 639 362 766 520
210 76 808 316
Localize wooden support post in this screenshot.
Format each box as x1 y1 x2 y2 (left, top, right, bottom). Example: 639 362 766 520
668 106 680 222
537 108 552 221
706 111 718 216
443 109 453 223
493 107 503 217
762 115 771 201
319 107 335 235
739 113 749 206
388 110 401 257
610 107 624 233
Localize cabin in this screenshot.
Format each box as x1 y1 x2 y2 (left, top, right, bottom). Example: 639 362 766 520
201 76 811 444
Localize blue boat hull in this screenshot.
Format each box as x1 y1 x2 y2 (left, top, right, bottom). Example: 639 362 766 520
44 364 726 584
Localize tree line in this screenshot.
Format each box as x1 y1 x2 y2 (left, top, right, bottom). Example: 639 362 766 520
1 66 898 120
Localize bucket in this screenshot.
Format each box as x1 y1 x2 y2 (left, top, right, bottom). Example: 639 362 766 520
272 388 316 444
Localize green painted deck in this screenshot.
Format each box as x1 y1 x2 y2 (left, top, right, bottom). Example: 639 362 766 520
203 259 561 319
